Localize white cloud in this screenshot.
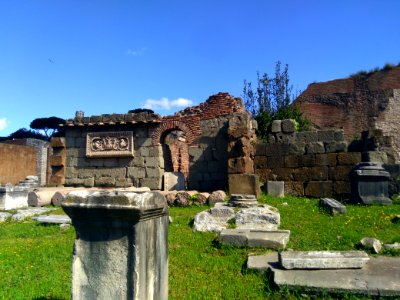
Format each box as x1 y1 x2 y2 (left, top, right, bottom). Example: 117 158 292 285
125 47 147 56
0 118 7 131
144 97 193 110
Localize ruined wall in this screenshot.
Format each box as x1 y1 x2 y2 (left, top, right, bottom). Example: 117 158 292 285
0 143 37 185
63 93 244 191
254 123 362 198
295 67 400 160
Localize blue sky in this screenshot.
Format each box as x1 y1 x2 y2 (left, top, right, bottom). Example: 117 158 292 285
1 0 399 136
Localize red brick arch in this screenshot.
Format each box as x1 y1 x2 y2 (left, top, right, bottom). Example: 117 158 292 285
151 120 196 145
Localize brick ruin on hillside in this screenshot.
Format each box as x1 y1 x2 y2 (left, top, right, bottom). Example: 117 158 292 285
295 67 400 163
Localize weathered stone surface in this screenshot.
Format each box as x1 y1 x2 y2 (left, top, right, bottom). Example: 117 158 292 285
350 163 392 205
305 142 325 154
265 181 284 197
384 243 400 250
362 151 388 164
175 192 191 207
279 251 369 269
0 186 29 210
235 205 280 230
319 198 347 216
191 193 207 206
219 229 290 249
33 214 71 224
165 192 177 206
28 190 55 207
262 253 400 296
140 177 162 190
228 174 261 197
12 207 56 221
208 190 226 206
281 119 295 133
247 252 278 273
228 194 258 207
247 230 290 249
62 190 168 300
0 212 12 222
163 172 185 191
271 120 282 133
193 206 235 233
219 229 249 247
360 237 382 254
304 181 333 198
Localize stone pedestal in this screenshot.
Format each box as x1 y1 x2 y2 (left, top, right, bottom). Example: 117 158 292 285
0 186 28 210
350 162 392 205
62 190 168 300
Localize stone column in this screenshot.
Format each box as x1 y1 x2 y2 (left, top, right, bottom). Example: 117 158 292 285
62 190 168 300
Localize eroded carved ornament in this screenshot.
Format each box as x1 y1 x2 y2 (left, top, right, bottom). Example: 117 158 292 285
86 131 134 157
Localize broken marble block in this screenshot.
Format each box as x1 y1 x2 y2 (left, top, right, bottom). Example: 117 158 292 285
360 237 382 254
279 251 370 270
219 229 290 249
319 198 347 216
192 206 235 233
235 205 280 230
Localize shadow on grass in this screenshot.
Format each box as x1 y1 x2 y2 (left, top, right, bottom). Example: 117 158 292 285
34 297 65 300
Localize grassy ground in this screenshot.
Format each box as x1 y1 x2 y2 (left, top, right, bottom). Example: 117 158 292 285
0 195 399 299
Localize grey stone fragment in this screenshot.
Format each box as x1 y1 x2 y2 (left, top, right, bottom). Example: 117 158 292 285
247 252 278 273
247 230 290 249
281 119 296 133
219 229 249 247
33 214 71 224
60 223 71 231
267 255 400 296
163 172 185 191
360 237 382 254
265 181 284 197
279 251 369 269
208 190 226 206
383 243 400 250
228 194 258 207
192 206 235 233
235 205 280 230
0 212 12 222
271 120 282 133
12 207 57 221
319 198 346 216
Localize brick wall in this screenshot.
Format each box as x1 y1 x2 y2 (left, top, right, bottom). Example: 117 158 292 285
295 67 400 161
0 143 37 185
254 125 362 198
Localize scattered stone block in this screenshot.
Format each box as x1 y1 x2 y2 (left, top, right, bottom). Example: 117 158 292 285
175 191 191 207
247 230 290 249
0 186 29 210
279 251 369 270
62 190 168 300
193 206 235 233
265 181 284 197
208 190 226 206
28 190 56 207
383 243 400 250
266 254 400 297
229 174 261 197
235 205 280 230
220 229 290 249
12 207 56 222
219 229 249 247
60 223 70 231
247 252 278 273
271 120 282 133
360 237 382 254
33 214 71 224
0 212 12 222
319 198 347 216
163 172 185 191
228 194 258 207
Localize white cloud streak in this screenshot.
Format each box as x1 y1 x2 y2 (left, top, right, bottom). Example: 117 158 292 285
144 97 193 110
0 118 7 131
125 47 147 56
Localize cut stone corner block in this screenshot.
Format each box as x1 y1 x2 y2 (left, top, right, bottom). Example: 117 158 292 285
319 198 347 216
279 250 370 270
62 190 169 300
265 181 284 198
228 174 261 198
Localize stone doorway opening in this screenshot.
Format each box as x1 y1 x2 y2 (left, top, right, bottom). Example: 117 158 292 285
161 130 189 189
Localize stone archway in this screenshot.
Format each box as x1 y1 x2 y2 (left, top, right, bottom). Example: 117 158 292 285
161 129 189 179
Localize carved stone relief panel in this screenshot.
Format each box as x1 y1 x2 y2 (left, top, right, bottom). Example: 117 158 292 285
86 131 134 157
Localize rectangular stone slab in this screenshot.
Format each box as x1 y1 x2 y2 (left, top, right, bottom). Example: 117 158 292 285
279 251 369 269
219 229 249 247
33 214 71 224
247 230 290 249
319 198 347 216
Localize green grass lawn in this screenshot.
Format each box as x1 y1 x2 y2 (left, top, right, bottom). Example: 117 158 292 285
0 195 399 299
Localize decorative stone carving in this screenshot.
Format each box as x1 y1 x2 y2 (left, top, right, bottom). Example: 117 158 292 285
86 131 134 157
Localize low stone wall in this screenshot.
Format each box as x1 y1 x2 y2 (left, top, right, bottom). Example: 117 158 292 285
0 143 37 185
254 124 362 198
